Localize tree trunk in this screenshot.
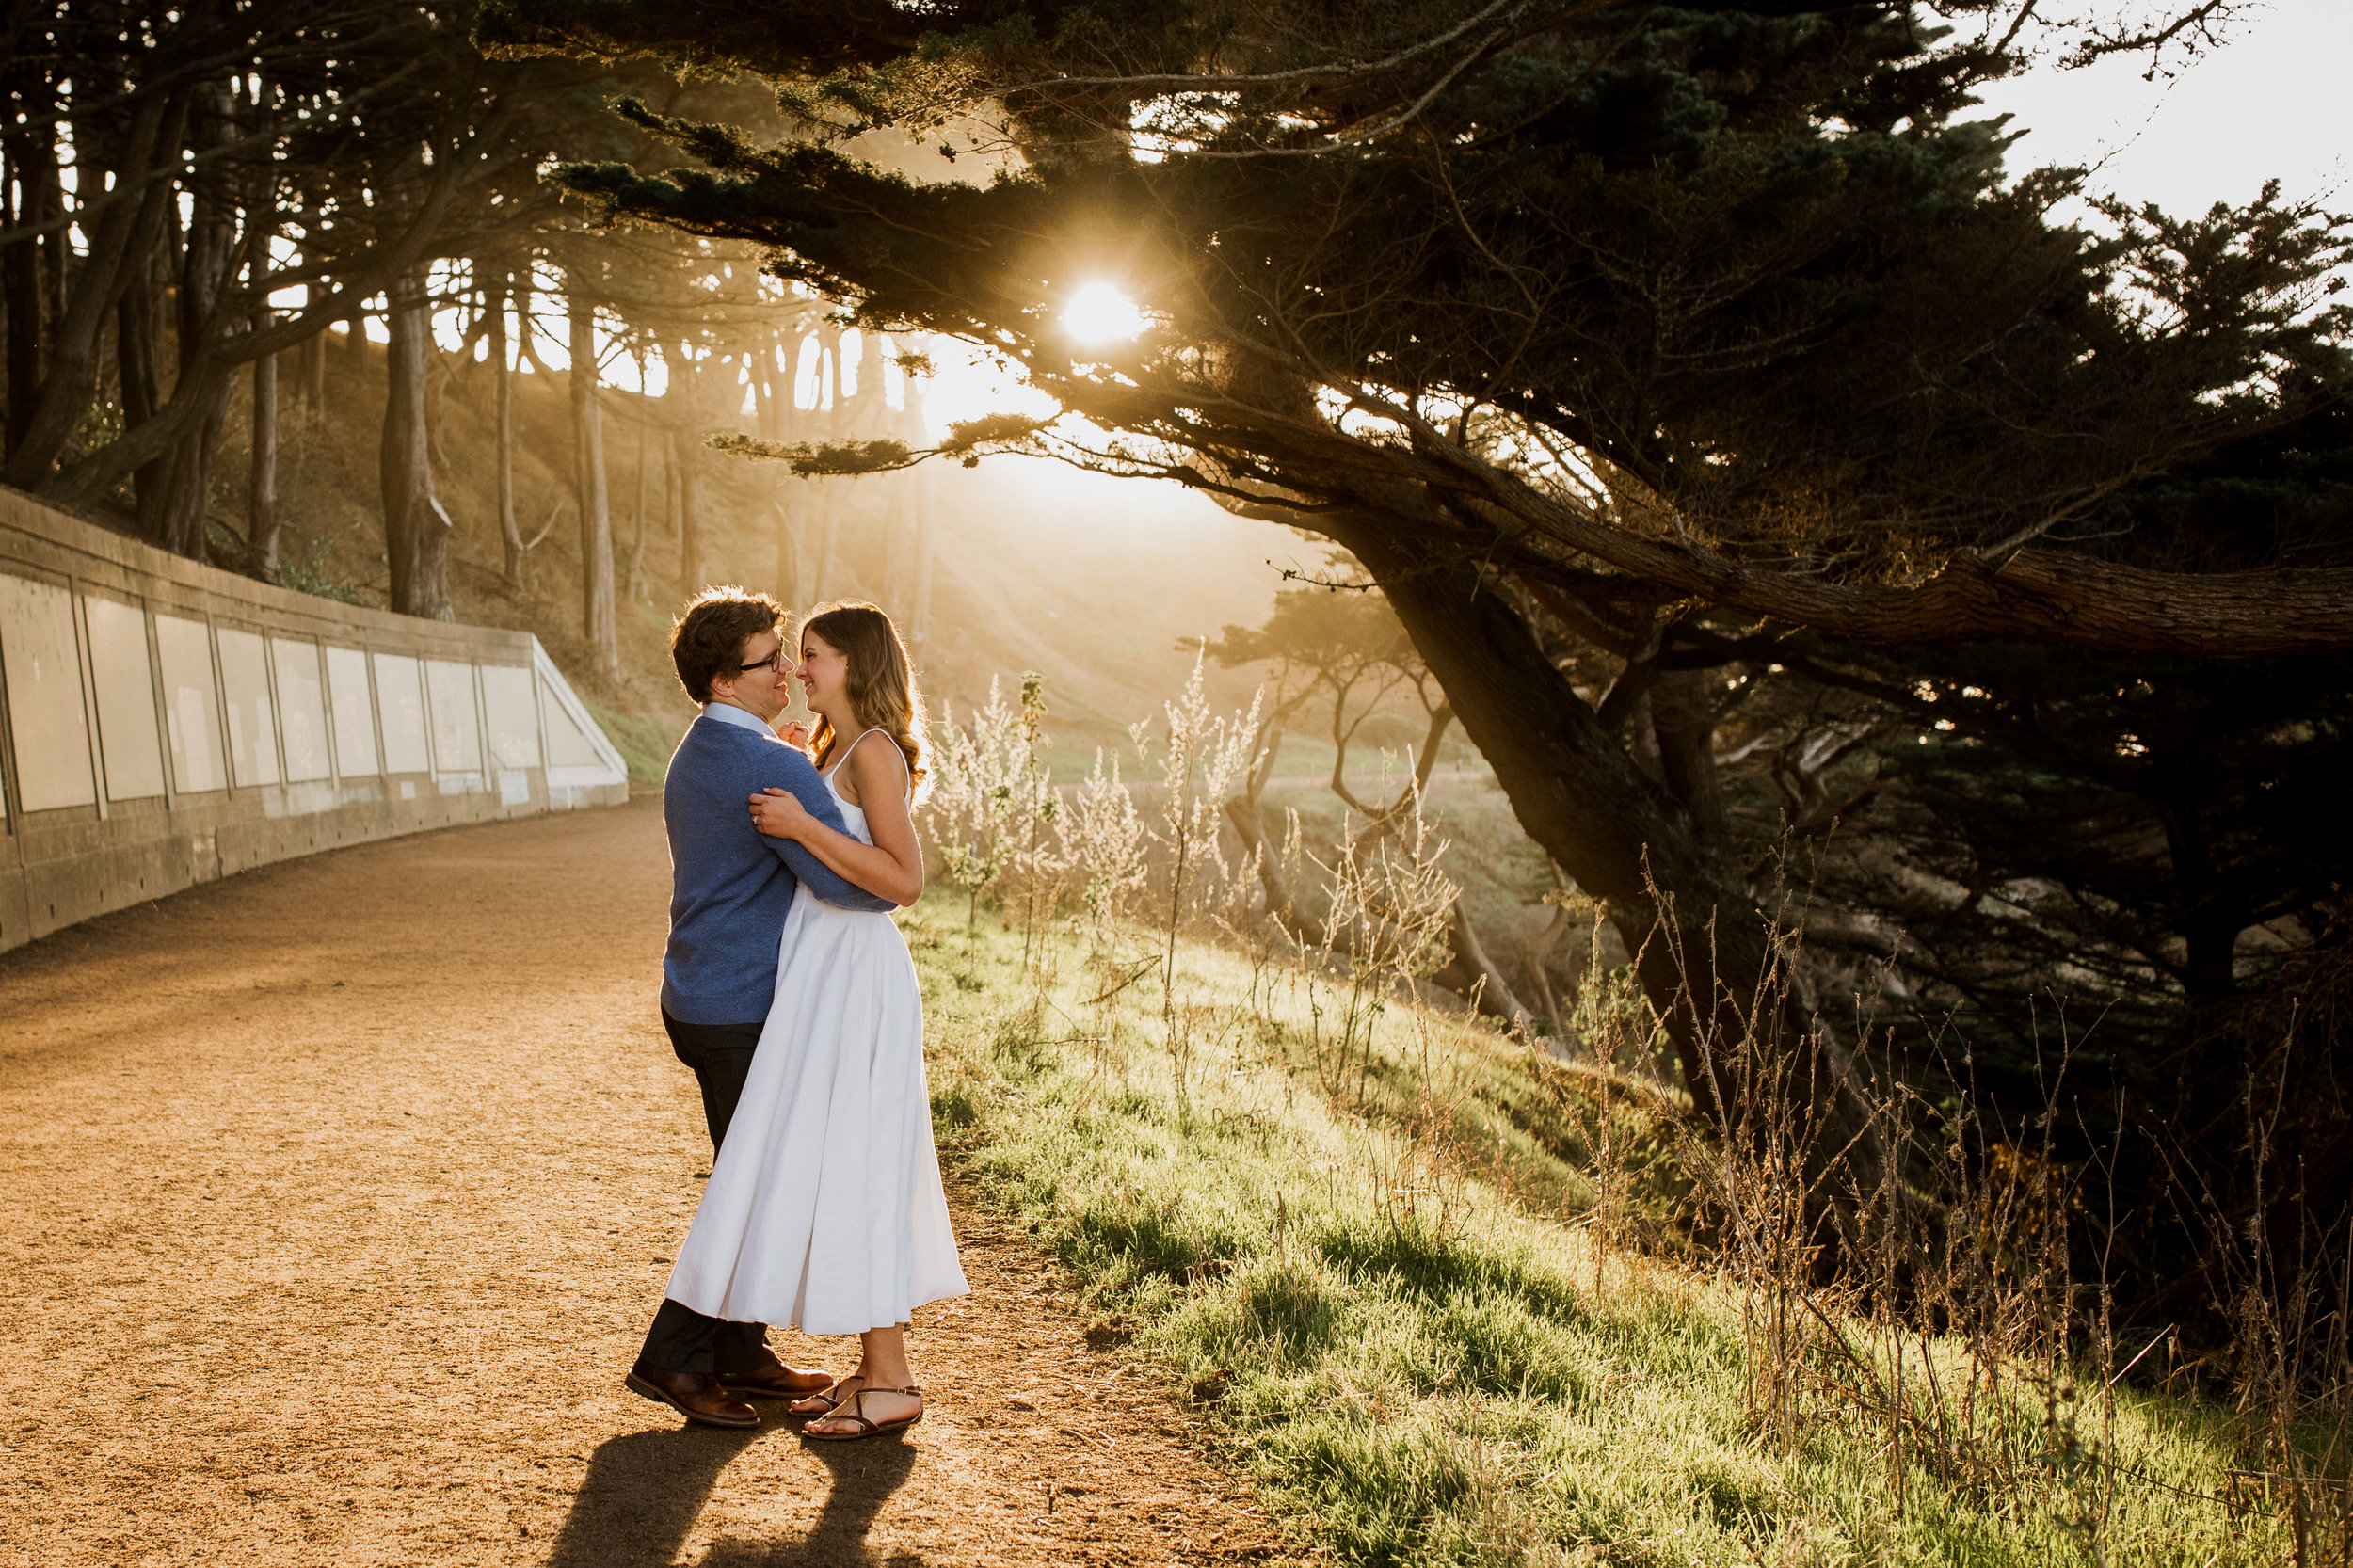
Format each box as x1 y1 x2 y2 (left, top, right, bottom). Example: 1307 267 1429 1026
769 366 805 609
138 81 240 561
0 91 183 492
1653 669 1729 836
568 291 618 680
909 457 937 648
809 334 842 600
248 318 280 570
1428 902 1534 1026
380 266 452 618
664 424 680 546
1225 792 1325 944
629 407 649 599
676 426 704 596
1334 515 1888 1255
489 282 522 587
2 131 46 460
242 89 280 572
750 344 774 438
3 97 185 489
116 263 168 524
299 324 328 412
34 142 65 339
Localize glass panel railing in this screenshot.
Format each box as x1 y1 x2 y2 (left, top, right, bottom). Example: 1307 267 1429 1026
373 652 429 775
83 594 166 801
0 573 98 810
154 614 225 794
325 646 377 778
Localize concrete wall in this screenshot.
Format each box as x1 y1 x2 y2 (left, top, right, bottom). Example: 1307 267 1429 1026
0 488 629 954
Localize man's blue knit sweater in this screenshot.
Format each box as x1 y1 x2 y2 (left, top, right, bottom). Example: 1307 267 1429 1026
661 704 897 1025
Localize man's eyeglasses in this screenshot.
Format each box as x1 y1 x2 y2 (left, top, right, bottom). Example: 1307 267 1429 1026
738 648 786 674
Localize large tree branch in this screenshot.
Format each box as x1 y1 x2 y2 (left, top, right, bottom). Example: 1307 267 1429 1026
1109 385 2353 660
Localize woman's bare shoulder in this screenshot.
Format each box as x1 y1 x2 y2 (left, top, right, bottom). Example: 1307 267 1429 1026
846 729 911 807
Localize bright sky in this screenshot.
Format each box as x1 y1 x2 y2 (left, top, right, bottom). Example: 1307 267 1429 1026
1969 0 2351 216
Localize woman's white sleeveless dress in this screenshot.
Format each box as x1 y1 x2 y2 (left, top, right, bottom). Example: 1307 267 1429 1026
665 742 968 1335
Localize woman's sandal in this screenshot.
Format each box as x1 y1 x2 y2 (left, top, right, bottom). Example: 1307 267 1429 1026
802 1384 923 1443
788 1376 863 1419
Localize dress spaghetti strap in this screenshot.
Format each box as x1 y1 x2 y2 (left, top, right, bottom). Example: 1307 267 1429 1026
830 727 913 802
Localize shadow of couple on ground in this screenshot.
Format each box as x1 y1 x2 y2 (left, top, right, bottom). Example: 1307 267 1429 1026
544 1417 919 1568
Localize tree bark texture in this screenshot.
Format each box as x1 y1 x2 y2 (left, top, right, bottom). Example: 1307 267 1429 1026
380 267 451 619
248 321 280 569
138 81 241 560
489 284 522 587
1653 669 1729 837
630 410 649 598
299 326 328 412
568 293 618 680
2 131 46 459
1403 432 2353 659
116 258 168 522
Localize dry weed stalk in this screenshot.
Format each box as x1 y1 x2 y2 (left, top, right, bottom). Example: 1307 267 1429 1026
1134 653 1260 1028
2198 1030 2353 1566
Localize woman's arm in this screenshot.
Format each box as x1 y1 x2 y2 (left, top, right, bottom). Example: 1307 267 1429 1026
750 746 896 912
748 740 924 905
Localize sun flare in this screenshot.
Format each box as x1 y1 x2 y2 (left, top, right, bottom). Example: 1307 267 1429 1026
1062 281 1147 344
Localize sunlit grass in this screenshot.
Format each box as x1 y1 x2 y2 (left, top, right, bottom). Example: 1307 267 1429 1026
906 893 2286 1566
580 698 679 783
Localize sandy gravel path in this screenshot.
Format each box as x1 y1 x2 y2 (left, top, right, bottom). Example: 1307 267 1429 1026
0 796 1280 1567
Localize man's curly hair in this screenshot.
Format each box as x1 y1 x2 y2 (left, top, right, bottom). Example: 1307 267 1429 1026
670 586 784 703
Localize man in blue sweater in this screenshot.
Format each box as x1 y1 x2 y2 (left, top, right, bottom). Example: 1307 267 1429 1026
626 588 899 1430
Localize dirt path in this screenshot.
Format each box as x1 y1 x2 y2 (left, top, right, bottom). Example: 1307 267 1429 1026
0 797 1283 1567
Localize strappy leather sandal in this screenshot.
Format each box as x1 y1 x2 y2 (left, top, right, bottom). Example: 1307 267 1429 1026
788 1375 863 1418
803 1384 923 1443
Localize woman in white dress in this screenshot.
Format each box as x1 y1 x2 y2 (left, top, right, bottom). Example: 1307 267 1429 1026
663 600 968 1442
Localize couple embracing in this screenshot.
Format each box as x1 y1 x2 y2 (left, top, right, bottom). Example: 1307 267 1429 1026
625 588 967 1443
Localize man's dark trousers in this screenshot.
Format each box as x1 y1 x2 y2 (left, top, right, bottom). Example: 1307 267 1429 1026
638 1010 772 1376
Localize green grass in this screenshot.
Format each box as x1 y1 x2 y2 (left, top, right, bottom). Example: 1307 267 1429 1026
906 894 2286 1567
582 699 683 783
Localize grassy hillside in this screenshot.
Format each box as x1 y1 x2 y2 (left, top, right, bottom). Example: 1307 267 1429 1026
906 897 2293 1566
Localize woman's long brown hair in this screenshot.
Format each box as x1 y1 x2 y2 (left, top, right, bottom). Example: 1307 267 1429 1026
802 600 930 801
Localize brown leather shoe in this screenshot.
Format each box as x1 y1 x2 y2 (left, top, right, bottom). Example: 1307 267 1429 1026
717 1359 839 1400
626 1359 760 1429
